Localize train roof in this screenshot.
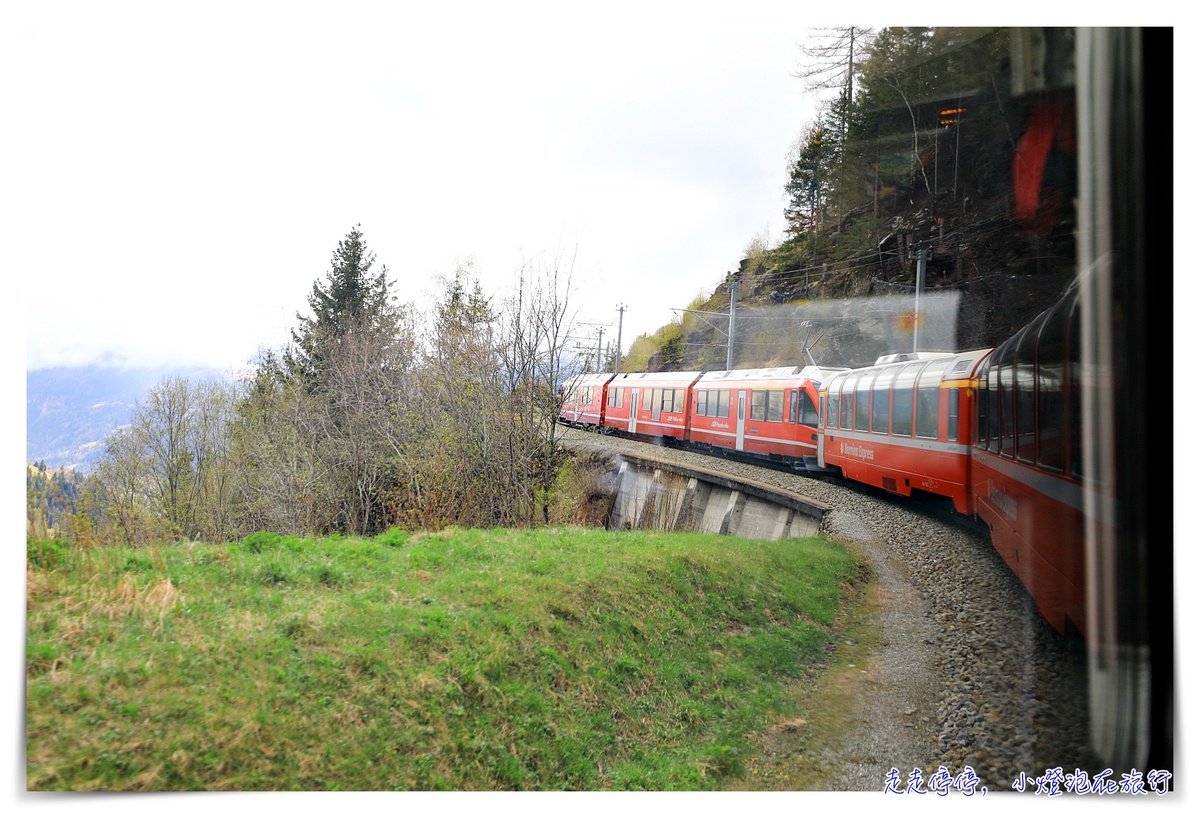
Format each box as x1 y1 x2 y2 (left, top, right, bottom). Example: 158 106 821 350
609 370 703 383
823 348 992 386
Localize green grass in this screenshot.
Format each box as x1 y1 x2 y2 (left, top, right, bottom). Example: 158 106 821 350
26 527 860 791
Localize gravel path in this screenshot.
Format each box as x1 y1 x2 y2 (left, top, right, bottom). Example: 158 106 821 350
559 428 1102 793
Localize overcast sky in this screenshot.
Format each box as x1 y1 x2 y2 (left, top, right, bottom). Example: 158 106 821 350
7 1 853 376
9 6 1174 377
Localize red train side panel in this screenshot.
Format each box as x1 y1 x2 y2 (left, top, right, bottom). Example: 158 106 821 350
818 351 989 516
688 366 832 464
602 371 702 440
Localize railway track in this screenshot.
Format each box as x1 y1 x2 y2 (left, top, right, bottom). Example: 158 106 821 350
558 426 1102 791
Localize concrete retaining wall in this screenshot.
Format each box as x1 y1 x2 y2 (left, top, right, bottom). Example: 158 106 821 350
605 453 828 540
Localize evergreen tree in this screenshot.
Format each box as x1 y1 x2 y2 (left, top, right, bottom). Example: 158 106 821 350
286 224 402 383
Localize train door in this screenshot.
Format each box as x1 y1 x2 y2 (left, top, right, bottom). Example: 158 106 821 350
736 390 746 450
629 388 639 434
817 394 826 464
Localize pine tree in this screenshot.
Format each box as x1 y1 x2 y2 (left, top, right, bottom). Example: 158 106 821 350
286 225 401 383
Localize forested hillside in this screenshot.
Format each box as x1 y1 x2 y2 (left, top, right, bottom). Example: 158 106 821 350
625 27 1080 372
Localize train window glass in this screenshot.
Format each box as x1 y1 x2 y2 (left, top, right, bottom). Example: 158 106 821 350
998 347 1015 456
855 372 873 431
892 363 922 437
642 389 652 412
1067 295 1083 481
915 361 950 439
840 375 857 429
789 389 799 424
766 390 785 423
750 390 767 421
799 390 819 426
987 363 1000 452
696 390 709 417
871 368 896 433
947 388 960 441
1036 300 1068 473
818 395 825 429
1015 325 1039 463
827 375 845 428
975 358 989 447
717 390 730 419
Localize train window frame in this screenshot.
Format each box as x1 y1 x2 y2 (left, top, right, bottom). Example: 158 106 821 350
1067 294 1083 481
998 343 1016 456
827 374 846 428
987 360 1001 452
717 389 730 419
1036 297 1069 474
798 389 819 426
766 390 785 423
854 372 873 432
892 362 923 438
840 374 858 429
1015 324 1039 464
915 360 950 440
947 387 960 442
871 367 896 434
750 390 766 422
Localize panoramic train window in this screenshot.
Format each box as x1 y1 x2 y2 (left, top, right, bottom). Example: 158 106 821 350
839 374 857 429
998 346 1015 455
1036 298 1068 473
891 362 922 438
1067 294 1083 481
871 367 895 433
915 360 950 439
826 375 844 428
854 372 873 431
1015 323 1039 464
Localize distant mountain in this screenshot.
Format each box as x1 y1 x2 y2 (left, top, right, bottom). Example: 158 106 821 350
26 365 225 473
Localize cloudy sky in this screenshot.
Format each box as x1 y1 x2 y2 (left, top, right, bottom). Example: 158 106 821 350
7 1 855 376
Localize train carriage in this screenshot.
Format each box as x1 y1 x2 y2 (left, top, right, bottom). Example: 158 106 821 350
817 350 990 515
601 370 703 440
559 372 615 428
971 286 1087 639
688 366 834 466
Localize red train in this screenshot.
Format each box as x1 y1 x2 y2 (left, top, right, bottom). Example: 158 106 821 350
560 285 1088 638
560 363 844 469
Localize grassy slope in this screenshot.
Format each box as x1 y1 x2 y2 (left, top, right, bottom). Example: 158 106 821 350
26 528 860 791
